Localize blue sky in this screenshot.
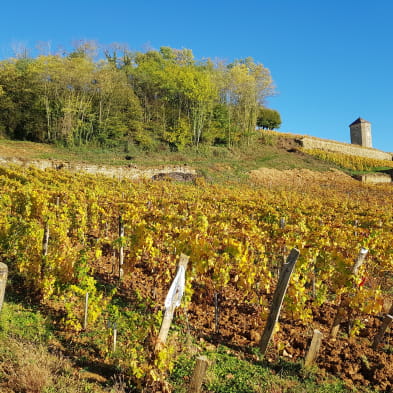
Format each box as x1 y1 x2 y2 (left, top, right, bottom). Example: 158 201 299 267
1 0 393 151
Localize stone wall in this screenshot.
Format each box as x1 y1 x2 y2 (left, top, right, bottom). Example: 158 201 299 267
298 137 393 161
0 156 197 180
353 173 393 184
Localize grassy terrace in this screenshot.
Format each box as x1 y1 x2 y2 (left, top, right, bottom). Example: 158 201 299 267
0 134 340 184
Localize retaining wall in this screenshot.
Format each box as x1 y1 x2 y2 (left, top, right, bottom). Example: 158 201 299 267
353 173 393 184
298 137 393 161
0 156 197 180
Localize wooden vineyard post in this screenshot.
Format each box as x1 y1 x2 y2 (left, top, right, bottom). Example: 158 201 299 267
84 292 89 330
214 292 220 334
107 321 118 353
277 218 286 278
259 248 300 355
372 304 393 350
304 329 323 367
118 215 124 280
330 248 368 338
0 263 8 313
42 220 50 256
189 356 209 393
312 264 316 299
157 254 189 348
113 323 118 352
41 220 50 279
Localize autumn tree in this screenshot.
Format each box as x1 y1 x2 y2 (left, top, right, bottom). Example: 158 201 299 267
0 43 276 150
126 47 219 150
18 50 142 146
218 57 274 146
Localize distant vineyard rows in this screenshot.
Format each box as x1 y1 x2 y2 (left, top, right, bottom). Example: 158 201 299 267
304 148 393 171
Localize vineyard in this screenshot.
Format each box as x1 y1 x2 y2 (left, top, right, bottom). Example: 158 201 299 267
303 148 393 172
0 164 392 392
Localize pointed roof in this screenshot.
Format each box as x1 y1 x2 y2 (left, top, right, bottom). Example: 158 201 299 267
349 117 371 127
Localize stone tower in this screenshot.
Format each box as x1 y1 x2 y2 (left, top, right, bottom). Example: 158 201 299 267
349 118 372 148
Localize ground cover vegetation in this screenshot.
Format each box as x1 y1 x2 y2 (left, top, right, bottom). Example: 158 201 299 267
0 163 392 392
0 42 279 151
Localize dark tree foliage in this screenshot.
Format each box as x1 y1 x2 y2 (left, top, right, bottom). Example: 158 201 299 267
257 107 282 130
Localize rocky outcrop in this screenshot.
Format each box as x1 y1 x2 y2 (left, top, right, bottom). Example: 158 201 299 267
151 172 199 182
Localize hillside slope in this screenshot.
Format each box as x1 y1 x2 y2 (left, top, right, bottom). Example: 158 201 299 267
0 134 344 184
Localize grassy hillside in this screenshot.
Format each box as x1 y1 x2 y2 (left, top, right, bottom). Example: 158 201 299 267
0 133 342 184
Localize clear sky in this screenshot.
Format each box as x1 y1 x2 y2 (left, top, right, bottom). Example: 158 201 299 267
1 0 393 151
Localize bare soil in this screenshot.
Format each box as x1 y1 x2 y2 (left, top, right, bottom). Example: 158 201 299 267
96 261 393 392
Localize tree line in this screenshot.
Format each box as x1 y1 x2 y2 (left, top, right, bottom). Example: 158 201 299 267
0 42 281 151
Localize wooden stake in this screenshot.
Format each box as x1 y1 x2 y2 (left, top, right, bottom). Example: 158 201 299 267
214 292 219 334
312 265 316 299
42 221 50 256
111 250 116 275
119 215 124 280
113 323 118 352
304 329 323 367
189 356 209 393
372 304 393 350
157 254 189 348
280 217 286 229
331 248 368 338
84 292 89 330
41 220 50 279
0 262 8 313
259 248 300 355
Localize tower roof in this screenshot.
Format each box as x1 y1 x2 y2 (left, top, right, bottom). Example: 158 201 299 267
349 117 371 127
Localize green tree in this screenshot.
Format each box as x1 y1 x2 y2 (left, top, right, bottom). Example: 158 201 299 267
257 107 281 130
0 58 46 141
127 47 219 150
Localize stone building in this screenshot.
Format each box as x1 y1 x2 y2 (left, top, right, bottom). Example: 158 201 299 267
349 117 372 148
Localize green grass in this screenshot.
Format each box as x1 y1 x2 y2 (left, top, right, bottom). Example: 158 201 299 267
349 166 393 176
0 136 342 185
169 345 357 393
0 294 124 393
39 144 131 166
0 301 53 343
